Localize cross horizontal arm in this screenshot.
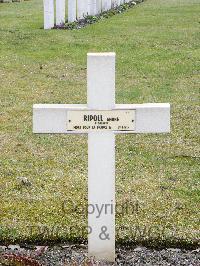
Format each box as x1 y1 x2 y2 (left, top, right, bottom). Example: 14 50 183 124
33 103 170 134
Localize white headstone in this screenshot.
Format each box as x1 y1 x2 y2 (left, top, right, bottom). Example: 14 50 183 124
77 0 87 19
68 0 77 22
96 0 102 14
107 0 112 10
56 0 65 26
101 0 107 11
43 0 54 30
89 0 97 16
33 53 170 262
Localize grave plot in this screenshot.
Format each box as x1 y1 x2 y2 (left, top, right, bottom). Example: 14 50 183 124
33 52 170 261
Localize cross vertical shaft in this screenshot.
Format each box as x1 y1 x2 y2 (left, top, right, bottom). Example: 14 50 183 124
88 53 116 262
33 52 170 263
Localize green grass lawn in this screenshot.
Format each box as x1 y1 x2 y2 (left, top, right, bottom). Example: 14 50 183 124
0 0 199 247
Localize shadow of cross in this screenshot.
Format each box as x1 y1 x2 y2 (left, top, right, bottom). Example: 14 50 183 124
33 52 170 262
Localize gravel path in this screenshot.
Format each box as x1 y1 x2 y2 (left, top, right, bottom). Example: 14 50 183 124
0 244 199 265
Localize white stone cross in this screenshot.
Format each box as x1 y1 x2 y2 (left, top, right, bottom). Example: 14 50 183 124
33 53 170 262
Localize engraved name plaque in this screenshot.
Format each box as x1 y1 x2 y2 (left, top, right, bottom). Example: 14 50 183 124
67 110 136 132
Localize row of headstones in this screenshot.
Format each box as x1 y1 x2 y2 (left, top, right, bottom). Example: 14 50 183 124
44 0 132 29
